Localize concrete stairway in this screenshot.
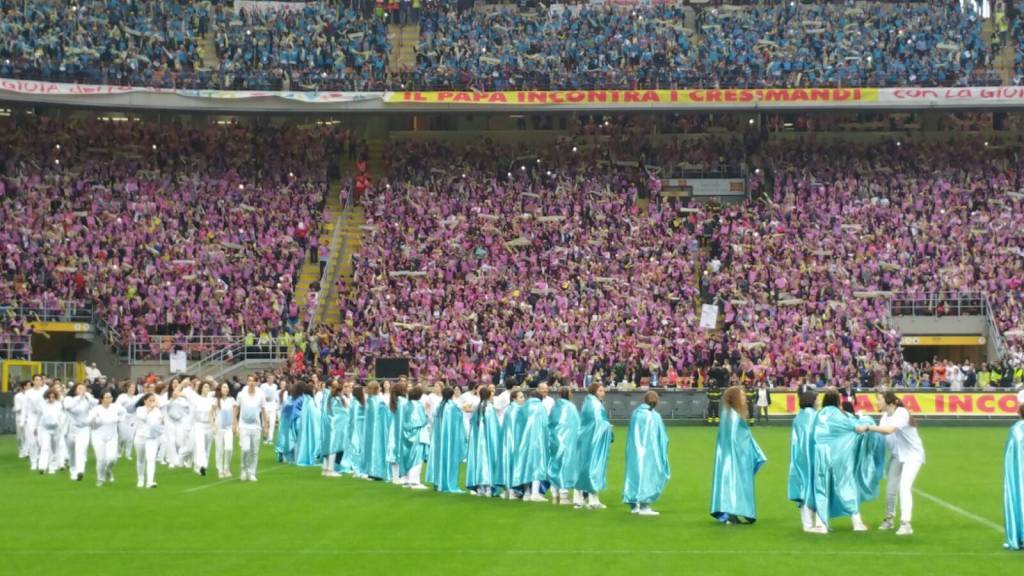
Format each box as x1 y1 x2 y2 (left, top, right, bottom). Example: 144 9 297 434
292 180 345 330
320 205 366 328
388 23 420 75
195 32 220 72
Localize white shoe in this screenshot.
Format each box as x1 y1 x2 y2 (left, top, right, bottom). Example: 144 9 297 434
588 495 607 510
249 476 257 483
636 507 660 516
896 523 914 536
630 507 639 515
558 490 572 505
527 494 547 503
804 525 829 534
852 520 869 532
137 481 145 488
409 483 428 490
878 517 895 530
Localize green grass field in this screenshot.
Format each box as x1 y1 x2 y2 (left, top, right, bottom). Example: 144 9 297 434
0 425 1018 576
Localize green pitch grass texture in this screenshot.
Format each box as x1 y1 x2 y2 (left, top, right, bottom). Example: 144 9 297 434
0 426 1017 576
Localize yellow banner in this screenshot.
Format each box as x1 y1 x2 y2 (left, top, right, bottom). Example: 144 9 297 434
386 88 878 107
768 391 1020 416
30 321 92 333
900 335 986 346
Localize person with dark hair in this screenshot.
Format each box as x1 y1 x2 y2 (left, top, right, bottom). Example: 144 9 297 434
183 379 215 477
623 391 670 516
498 388 526 499
711 386 767 524
1004 404 1024 550
340 386 367 478
116 381 140 462
133 393 163 488
14 381 28 459
426 387 466 493
212 382 238 479
236 376 268 482
400 385 429 489
64 383 98 482
466 386 500 496
577 383 612 509
857 390 927 535
88 390 125 487
813 388 868 532
548 387 581 506
36 388 64 476
387 381 409 484
514 390 550 502
789 391 821 532
323 380 352 478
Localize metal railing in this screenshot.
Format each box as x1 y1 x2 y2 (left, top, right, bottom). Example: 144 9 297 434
0 304 94 324
888 292 988 317
0 335 32 360
312 193 352 329
183 340 291 379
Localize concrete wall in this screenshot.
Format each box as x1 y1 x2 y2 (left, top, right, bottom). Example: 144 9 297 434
890 315 986 335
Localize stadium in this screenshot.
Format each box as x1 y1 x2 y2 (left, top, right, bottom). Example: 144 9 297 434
1 1 1024 575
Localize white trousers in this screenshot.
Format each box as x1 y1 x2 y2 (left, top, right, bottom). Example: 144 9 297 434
193 423 213 473
118 419 136 459
55 425 69 470
175 422 193 465
16 419 27 457
800 506 817 530
92 435 118 482
36 427 60 473
27 417 41 469
68 425 91 478
886 458 923 523
163 421 179 466
239 428 261 479
264 407 278 442
135 437 159 487
214 428 234 476
406 462 422 485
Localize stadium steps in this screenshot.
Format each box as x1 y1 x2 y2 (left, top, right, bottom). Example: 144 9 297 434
388 23 420 75
293 181 346 328
321 205 367 327
195 33 220 71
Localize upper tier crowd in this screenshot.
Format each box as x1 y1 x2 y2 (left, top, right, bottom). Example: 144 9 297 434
0 117 341 357
0 1 1014 91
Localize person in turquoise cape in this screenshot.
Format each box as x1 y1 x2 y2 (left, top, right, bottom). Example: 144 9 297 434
361 381 391 481
339 385 366 477
274 383 298 463
1005 404 1024 550
497 388 525 499
710 386 767 524
318 380 334 465
852 410 887 506
426 386 466 493
387 381 408 485
576 382 613 509
547 387 581 505
466 386 501 496
294 381 323 467
788 391 819 532
513 390 550 502
400 384 429 489
623 391 670 516
812 388 868 532
323 380 352 476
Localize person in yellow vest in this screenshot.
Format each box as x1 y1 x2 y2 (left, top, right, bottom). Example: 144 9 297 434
978 363 991 389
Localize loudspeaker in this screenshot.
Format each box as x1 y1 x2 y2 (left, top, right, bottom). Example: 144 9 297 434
375 358 410 379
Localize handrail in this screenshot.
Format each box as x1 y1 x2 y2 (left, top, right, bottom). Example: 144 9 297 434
983 294 1009 362
0 303 94 323
312 194 351 329
888 292 988 317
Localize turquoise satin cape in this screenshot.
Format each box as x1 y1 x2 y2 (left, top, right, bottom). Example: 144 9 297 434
576 394 612 494
339 400 364 475
710 407 767 523
1005 420 1024 550
294 394 323 467
497 403 521 488
622 404 670 505
512 398 549 486
400 399 427 477
361 395 391 480
275 396 298 463
547 398 581 489
787 407 817 507
387 396 408 465
466 403 501 490
854 414 887 503
327 395 351 456
426 401 466 493
318 390 333 458
812 405 860 525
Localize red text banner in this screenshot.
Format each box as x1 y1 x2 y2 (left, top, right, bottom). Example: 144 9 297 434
768 392 1020 416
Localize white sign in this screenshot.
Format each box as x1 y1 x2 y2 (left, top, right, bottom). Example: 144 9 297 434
700 304 719 329
169 350 188 374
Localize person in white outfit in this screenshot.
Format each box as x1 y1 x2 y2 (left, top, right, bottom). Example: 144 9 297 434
134 393 164 488
260 376 280 445
115 382 139 460
213 383 238 479
63 383 98 481
236 376 268 482
14 381 28 459
89 391 125 486
24 375 47 471
165 381 193 469
538 381 555 414
36 389 64 475
857 391 926 536
183 379 215 476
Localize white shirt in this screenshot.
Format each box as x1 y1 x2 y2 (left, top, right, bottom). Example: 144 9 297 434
13 392 26 425
136 407 164 440
541 395 555 415
166 396 192 424
183 388 214 426
237 389 266 431
888 407 925 464
260 383 280 407
63 394 98 428
756 389 769 408
89 404 126 441
25 386 46 422
493 390 511 424
116 392 138 416
458 393 480 433
215 397 237 430
85 365 102 381
39 401 63 432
